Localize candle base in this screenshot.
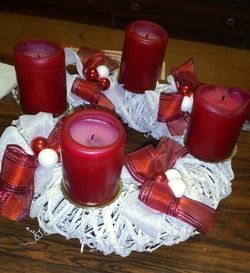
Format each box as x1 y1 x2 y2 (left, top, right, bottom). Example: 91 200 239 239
14 86 71 117
56 102 71 118
60 178 123 209
185 141 238 163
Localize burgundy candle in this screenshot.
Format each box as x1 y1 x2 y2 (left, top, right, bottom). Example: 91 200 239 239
246 91 250 122
60 109 126 206
119 20 168 93
14 39 67 115
185 85 250 161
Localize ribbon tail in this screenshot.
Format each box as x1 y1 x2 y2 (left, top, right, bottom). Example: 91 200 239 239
158 92 183 122
177 197 218 234
166 112 190 136
71 77 115 111
97 93 115 111
0 144 37 221
0 189 34 222
157 92 191 136
139 179 218 233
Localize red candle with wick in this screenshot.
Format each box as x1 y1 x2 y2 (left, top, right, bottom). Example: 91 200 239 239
60 109 126 206
119 20 168 93
185 85 250 161
14 39 67 115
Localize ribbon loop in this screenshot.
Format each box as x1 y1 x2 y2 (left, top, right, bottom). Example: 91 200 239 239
77 46 120 73
125 138 187 184
156 137 188 169
124 144 162 184
171 58 198 92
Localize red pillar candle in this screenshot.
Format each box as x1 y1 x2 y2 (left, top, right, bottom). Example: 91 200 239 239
118 20 168 93
60 109 126 206
14 39 67 115
185 85 250 161
246 91 250 122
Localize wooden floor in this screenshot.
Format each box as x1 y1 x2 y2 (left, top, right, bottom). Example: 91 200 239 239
0 10 250 273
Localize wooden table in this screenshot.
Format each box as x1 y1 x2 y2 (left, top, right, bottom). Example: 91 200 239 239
0 60 250 272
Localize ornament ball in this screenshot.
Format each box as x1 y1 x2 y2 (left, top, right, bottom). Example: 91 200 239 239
151 172 166 183
31 137 50 155
85 67 99 82
38 148 58 168
165 169 182 181
168 179 187 198
97 65 110 78
179 84 192 96
99 77 111 91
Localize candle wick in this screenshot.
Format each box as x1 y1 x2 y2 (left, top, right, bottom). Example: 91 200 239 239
221 95 225 101
91 134 95 142
38 53 40 58
145 34 149 39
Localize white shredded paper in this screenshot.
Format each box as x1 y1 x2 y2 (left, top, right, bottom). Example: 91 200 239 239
0 48 234 256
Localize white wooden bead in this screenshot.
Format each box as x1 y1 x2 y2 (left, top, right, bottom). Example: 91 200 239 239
168 179 187 198
38 148 58 168
165 169 182 181
96 65 110 78
181 95 193 112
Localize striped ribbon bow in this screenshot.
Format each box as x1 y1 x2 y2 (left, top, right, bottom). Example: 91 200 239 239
157 59 199 136
0 120 63 222
77 46 120 74
70 46 118 111
124 137 218 233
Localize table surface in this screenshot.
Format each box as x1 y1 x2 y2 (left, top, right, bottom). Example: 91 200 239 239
0 11 250 273
0 72 250 273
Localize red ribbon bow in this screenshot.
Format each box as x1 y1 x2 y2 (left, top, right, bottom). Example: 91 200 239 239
0 120 63 222
78 46 120 73
70 46 119 111
124 137 218 233
0 144 38 221
157 59 199 136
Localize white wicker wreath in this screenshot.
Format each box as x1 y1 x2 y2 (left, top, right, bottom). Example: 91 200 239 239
0 48 233 257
